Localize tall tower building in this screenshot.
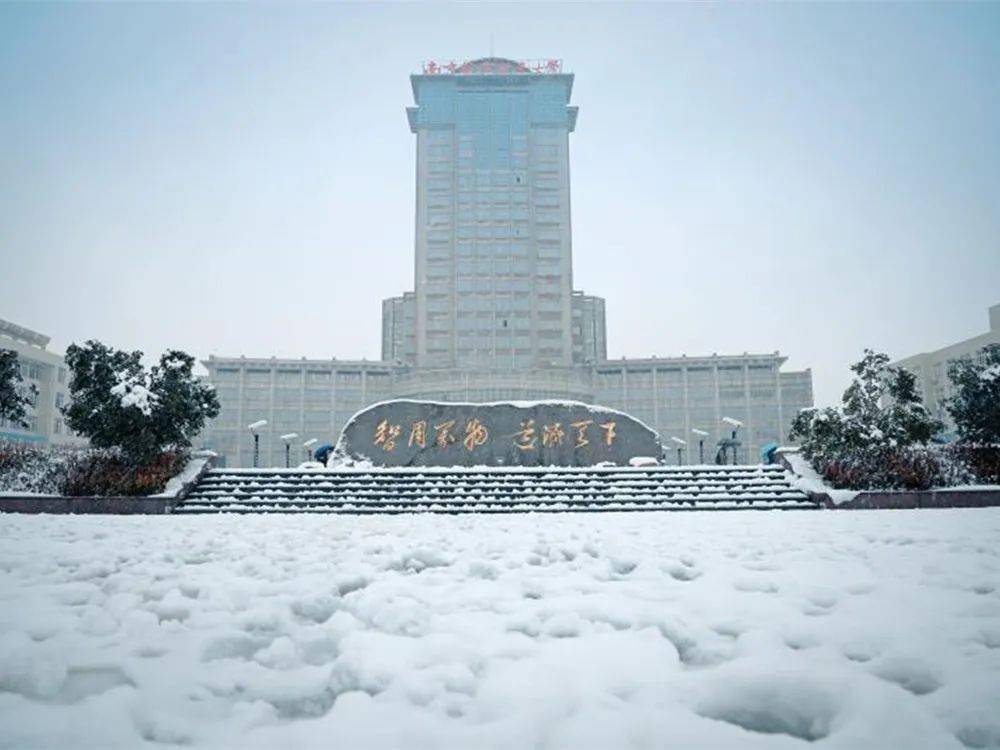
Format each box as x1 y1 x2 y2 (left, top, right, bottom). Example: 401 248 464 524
384 57 604 371
202 58 814 467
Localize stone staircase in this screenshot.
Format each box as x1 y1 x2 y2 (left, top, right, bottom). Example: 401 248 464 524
174 464 818 514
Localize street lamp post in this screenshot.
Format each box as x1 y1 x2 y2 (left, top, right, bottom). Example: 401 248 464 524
247 420 268 468
721 417 743 465
303 438 318 463
670 436 686 466
280 433 299 468
691 428 709 464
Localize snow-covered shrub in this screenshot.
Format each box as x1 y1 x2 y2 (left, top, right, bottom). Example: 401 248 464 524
814 445 972 491
0 441 70 494
0 440 188 497
790 350 950 490
946 443 1000 485
62 341 219 464
946 344 1000 445
944 344 1000 483
61 449 187 497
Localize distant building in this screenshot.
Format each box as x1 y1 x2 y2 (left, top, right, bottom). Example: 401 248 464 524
0 318 85 446
201 58 814 467
891 303 1000 431
202 352 812 468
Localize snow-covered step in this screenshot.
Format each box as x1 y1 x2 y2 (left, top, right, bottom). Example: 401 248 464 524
175 464 818 514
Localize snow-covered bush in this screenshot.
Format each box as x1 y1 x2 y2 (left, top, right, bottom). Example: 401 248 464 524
812 444 972 491
790 350 955 490
945 344 1000 483
62 341 219 464
946 344 1000 444
0 440 70 494
0 349 38 429
61 448 187 497
0 440 188 496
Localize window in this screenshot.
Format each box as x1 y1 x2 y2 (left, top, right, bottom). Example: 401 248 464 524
245 369 271 385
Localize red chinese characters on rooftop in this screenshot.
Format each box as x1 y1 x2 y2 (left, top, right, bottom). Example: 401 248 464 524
421 59 562 76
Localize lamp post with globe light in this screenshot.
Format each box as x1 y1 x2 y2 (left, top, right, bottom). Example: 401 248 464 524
302 438 318 463
720 417 743 465
247 420 267 468
670 436 686 466
280 433 299 468
691 428 709 464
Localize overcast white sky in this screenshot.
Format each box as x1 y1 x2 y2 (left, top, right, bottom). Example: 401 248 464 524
2 3 998 406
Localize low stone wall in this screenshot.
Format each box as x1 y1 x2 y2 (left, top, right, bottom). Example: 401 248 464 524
827 488 1000 510
0 496 176 514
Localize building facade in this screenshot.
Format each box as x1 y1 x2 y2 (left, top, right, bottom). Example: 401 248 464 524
200 58 814 467
396 57 591 371
890 303 1000 431
0 318 86 447
202 351 813 467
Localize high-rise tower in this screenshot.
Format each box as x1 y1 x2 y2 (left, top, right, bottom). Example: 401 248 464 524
383 57 605 371
199 58 815 467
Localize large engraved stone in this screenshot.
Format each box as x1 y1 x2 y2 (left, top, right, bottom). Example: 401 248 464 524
333 400 662 467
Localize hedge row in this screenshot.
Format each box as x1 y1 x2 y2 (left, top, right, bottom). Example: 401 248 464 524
0 441 186 497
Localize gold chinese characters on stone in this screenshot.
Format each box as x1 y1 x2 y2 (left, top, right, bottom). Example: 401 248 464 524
348 400 660 467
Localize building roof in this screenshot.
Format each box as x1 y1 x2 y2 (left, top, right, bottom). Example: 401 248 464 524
409 57 574 105
0 318 50 349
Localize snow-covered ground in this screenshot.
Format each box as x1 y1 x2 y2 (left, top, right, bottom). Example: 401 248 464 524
1 511 999 749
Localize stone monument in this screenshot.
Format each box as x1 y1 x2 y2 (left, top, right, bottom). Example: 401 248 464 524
333 399 662 468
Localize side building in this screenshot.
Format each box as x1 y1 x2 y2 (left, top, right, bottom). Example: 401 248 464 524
0 318 86 447
890 303 1000 432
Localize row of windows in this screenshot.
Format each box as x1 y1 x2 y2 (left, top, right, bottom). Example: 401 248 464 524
429 207 562 224
18 362 47 381
426 144 559 159
426 129 559 146
220 370 379 384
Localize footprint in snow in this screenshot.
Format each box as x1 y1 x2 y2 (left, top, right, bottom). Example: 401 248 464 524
733 577 778 594
663 559 701 581
869 656 943 695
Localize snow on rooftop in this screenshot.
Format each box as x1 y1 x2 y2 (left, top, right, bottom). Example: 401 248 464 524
1 510 998 748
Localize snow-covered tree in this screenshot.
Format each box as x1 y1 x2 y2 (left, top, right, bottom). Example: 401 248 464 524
791 350 941 458
945 344 1000 445
0 349 38 429
62 341 219 464
790 350 950 490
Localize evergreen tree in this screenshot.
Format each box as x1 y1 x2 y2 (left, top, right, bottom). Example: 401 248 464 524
946 344 1000 445
791 349 940 458
0 349 38 429
62 340 220 463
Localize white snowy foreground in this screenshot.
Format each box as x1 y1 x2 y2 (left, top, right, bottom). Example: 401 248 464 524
1 511 999 749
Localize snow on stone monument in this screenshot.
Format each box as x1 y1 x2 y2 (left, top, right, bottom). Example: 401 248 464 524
334 399 662 467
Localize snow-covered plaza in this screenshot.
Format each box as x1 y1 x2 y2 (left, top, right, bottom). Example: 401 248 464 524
2 509 999 749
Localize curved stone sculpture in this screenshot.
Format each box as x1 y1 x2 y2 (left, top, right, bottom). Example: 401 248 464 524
334 399 662 468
